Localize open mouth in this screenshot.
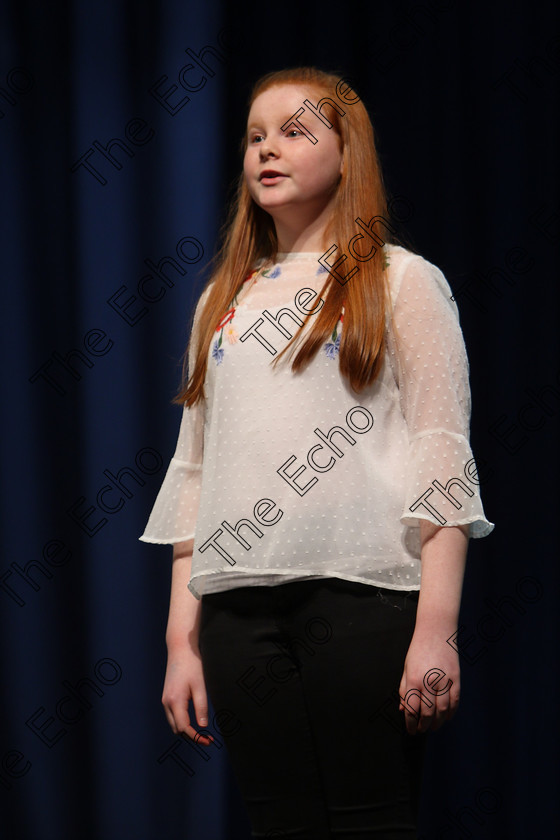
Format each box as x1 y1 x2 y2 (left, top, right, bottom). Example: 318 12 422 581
259 170 287 184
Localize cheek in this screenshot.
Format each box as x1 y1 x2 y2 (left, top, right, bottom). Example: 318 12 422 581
303 158 341 194
243 152 252 178
244 144 260 172
243 158 258 198
320 152 343 188
299 142 341 185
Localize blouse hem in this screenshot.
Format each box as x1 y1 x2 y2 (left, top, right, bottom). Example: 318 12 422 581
187 568 422 600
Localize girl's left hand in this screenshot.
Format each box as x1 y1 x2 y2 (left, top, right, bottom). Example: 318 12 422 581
398 629 460 735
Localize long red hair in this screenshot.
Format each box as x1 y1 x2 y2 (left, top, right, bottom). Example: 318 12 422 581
175 67 399 407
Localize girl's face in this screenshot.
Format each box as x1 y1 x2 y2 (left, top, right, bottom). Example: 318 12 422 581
244 84 344 225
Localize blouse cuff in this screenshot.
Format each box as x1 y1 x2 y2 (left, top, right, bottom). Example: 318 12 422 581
138 457 202 544
400 430 494 538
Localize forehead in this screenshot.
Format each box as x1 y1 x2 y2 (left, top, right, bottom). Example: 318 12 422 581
247 84 318 123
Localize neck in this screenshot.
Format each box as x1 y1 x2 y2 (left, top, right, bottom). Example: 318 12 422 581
271 200 334 253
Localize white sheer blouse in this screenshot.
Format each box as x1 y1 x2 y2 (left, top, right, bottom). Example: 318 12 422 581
139 244 494 600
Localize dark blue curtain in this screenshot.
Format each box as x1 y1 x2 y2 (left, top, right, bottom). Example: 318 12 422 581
1 1 558 838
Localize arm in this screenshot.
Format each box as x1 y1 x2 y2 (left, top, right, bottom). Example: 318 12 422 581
161 539 213 745
416 521 468 632
386 252 492 734
141 288 214 741
398 520 469 734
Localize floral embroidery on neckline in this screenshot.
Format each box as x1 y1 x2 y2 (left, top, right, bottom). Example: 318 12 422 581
210 254 390 366
324 254 390 360
261 265 282 279
212 267 263 364
324 311 344 360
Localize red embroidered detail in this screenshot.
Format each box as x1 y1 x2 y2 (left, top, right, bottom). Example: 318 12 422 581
216 308 235 332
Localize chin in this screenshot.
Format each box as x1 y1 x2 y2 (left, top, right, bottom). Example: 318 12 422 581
253 195 290 214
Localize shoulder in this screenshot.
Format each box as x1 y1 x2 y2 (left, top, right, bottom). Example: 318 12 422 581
383 244 458 317
197 281 215 308
192 281 215 322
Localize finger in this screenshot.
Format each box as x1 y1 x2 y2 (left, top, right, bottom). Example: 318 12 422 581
428 708 446 731
404 708 418 735
447 685 460 719
411 692 439 735
174 697 215 745
402 695 424 735
402 687 435 735
399 688 419 734
405 705 426 735
191 687 210 729
161 697 179 734
415 709 434 735
172 706 213 745
430 695 451 731
180 724 214 745
163 691 194 737
432 687 459 728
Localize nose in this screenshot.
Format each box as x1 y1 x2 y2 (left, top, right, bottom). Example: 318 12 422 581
258 139 279 161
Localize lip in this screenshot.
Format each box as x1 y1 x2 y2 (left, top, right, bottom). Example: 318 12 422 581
259 170 287 183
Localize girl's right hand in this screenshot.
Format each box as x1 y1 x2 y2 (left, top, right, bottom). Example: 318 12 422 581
161 645 214 745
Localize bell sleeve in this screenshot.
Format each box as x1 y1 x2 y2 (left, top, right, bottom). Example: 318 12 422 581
387 253 494 538
138 289 209 544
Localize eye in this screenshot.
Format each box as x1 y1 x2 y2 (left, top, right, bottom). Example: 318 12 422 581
286 129 302 138
250 133 264 144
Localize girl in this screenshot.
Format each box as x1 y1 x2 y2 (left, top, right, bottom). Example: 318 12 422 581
140 67 494 839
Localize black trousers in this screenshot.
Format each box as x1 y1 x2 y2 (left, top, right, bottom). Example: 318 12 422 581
199 577 427 839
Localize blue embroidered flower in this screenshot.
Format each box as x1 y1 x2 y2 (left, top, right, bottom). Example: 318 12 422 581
212 339 225 365
262 265 282 279
324 314 344 359
324 333 341 359
316 263 328 275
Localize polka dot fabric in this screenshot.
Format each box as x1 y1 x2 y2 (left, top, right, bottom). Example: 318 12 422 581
139 245 494 599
